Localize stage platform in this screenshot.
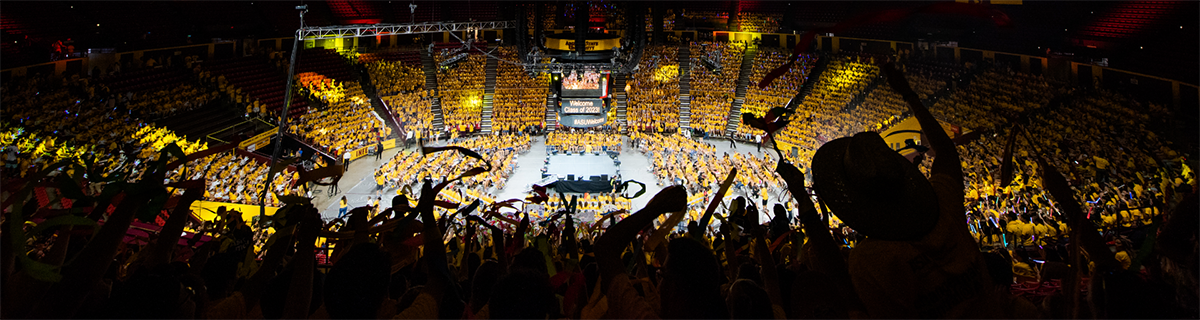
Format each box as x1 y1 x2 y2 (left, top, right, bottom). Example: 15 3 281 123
542 153 619 181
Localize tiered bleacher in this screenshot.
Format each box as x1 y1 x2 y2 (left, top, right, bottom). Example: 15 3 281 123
930 67 1064 130
492 46 548 134
738 47 816 139
290 75 385 158
626 45 680 133
204 56 310 119
688 41 746 136
436 52 486 134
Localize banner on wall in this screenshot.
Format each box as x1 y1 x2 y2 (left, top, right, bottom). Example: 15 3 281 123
240 128 278 152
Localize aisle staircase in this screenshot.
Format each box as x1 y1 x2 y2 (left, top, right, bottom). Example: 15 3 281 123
725 44 758 136
677 44 692 131
359 64 402 138
544 91 558 132
613 74 628 133
481 55 497 133
420 50 445 133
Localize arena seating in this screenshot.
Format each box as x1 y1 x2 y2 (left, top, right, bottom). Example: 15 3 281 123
104 68 192 95
357 51 422 66
296 49 353 82
436 52 486 133
930 67 1063 130
291 76 384 157
492 46 548 133
383 91 435 139
771 53 877 163
626 45 680 133
366 59 424 96
738 47 817 138
204 56 310 119
688 41 746 136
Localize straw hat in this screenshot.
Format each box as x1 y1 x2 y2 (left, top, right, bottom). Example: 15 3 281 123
811 132 939 241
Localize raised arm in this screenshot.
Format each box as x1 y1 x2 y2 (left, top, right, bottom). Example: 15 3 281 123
776 161 863 312
883 62 961 182
281 206 321 319
594 185 686 293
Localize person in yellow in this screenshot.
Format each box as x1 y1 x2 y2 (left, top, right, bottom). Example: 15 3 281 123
338 196 348 218
376 173 387 196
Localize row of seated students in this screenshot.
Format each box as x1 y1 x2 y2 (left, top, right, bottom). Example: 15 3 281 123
737 12 782 33
632 131 784 209
546 131 622 154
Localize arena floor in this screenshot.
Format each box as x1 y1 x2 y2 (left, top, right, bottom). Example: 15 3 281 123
313 135 776 221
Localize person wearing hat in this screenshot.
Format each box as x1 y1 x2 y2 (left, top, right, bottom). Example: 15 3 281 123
811 62 1002 318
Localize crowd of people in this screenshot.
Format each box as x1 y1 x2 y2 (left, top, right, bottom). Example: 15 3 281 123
541 191 634 223
737 47 817 139
366 60 424 97
436 54 486 134
632 131 784 215
374 134 530 210
771 53 881 164
737 12 782 33
3 41 1199 320
930 67 1063 130
290 77 386 159
169 149 298 207
836 59 961 134
383 91 436 143
627 45 681 133
561 70 602 91
955 89 1191 250
0 71 309 209
493 47 548 134
688 41 747 137
546 131 622 154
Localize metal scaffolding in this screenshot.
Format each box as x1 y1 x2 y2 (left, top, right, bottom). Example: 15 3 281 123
299 20 518 39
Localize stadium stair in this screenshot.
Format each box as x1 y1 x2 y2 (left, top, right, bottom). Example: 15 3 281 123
677 44 692 131
481 55 497 134
725 44 758 136
359 64 402 139
421 50 446 133
544 91 558 132
613 74 628 134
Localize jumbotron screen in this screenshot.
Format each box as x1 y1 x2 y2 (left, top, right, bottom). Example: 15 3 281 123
560 70 609 98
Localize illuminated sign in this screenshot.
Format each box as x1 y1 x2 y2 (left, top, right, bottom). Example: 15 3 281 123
560 114 608 128
544 38 621 52
561 99 605 114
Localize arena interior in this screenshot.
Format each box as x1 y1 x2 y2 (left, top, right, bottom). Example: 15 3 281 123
2 1 1199 319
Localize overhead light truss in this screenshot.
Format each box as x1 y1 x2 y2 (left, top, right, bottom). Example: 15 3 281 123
299 20 518 39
